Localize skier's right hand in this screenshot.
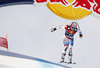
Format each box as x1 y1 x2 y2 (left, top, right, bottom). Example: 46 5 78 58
51 28 57 32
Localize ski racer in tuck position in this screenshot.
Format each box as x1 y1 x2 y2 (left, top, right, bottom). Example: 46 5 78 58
51 22 83 63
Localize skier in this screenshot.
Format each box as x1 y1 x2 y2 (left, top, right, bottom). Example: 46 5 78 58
51 22 83 64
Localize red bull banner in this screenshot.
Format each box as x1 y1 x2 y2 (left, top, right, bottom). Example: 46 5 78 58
0 37 8 50
0 0 99 20
35 0 100 14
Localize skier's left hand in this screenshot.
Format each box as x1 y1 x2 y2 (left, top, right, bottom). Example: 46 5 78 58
79 34 83 38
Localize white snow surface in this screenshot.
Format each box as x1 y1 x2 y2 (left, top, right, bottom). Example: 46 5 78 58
0 50 70 68
0 5 100 68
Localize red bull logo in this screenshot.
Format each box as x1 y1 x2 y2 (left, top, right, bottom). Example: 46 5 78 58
35 0 100 14
73 0 100 14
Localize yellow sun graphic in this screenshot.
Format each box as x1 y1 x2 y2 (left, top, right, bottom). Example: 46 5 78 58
46 0 92 20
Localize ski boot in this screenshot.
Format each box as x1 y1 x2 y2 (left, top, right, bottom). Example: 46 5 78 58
60 53 66 63
68 54 72 64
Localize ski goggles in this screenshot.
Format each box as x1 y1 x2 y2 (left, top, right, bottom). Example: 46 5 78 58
71 27 76 30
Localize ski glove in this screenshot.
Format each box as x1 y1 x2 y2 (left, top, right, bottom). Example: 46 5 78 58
51 28 57 32
79 34 83 38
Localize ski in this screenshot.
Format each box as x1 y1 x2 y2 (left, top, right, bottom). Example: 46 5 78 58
59 61 67 63
67 62 76 64
59 61 76 64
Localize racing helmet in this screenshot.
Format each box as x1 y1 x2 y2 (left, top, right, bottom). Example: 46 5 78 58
70 22 77 29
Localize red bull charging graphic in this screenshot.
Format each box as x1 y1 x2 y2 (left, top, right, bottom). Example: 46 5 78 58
0 0 100 20
35 0 100 14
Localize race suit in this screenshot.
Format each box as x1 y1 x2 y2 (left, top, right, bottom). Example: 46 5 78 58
56 25 82 55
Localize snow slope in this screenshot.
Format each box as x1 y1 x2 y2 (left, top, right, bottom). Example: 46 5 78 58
0 50 70 68
0 5 100 68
